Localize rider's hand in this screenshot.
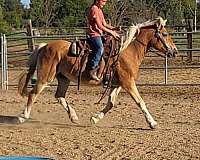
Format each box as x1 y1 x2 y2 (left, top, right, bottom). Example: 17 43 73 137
112 30 120 40
113 26 121 31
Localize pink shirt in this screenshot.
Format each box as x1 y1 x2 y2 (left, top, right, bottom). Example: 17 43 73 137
87 5 105 37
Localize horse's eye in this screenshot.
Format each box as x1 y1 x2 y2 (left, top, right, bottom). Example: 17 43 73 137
162 32 168 37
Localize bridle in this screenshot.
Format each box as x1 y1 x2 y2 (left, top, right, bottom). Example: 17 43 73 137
154 28 174 57
136 27 174 58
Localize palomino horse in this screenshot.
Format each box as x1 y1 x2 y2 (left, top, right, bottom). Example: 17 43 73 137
18 17 177 129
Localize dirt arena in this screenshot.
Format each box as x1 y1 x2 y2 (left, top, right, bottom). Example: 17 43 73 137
0 57 200 160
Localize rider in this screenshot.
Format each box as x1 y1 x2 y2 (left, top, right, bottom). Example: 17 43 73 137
86 0 120 81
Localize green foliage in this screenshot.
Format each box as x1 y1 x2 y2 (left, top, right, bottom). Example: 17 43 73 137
56 0 91 27
30 0 44 27
3 0 23 29
0 0 199 32
0 20 11 34
0 2 11 33
146 0 196 26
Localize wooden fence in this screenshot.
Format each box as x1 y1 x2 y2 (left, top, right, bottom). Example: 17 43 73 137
1 24 200 90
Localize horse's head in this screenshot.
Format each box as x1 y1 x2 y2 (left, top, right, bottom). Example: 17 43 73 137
149 18 178 58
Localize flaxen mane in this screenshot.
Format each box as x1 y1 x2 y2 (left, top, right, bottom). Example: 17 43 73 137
120 17 167 52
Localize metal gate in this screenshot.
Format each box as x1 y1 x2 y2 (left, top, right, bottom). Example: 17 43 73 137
0 34 8 90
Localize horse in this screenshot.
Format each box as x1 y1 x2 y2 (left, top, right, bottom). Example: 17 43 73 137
17 17 177 129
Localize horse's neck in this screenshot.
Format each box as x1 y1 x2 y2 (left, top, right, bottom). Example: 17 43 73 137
136 28 153 49
133 29 153 64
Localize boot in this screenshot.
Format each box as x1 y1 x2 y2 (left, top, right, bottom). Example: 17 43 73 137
90 69 100 81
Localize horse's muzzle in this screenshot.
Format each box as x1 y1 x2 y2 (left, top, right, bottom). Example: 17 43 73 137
166 48 178 58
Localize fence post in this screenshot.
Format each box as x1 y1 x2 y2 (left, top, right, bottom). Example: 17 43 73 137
1 34 8 90
4 34 8 90
164 54 168 84
186 19 193 62
26 19 35 52
1 34 3 90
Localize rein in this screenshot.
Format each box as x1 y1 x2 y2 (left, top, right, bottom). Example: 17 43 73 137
96 39 120 104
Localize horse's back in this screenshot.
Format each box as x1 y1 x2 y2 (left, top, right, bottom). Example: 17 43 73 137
38 40 70 61
37 40 71 82
46 40 71 57
48 40 71 48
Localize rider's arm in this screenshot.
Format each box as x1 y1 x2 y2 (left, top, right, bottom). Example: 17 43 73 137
95 14 116 36
102 17 115 30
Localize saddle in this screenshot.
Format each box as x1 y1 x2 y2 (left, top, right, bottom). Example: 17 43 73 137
69 34 120 88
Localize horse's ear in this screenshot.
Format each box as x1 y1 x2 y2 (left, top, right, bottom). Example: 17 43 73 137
135 28 140 36
163 19 167 26
156 17 167 29
156 20 167 30
156 23 161 30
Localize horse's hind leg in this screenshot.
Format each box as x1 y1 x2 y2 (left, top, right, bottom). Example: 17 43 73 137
55 74 79 124
91 86 121 124
126 81 157 129
18 81 47 123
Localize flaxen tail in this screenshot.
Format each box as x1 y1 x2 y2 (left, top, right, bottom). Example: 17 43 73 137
18 43 47 97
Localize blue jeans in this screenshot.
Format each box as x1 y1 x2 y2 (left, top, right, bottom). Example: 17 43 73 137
87 36 104 70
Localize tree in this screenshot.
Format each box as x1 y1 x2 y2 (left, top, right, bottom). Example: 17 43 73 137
0 4 11 33
105 0 165 26
56 0 91 27
104 0 130 26
146 0 195 26
30 0 61 28
10 0 198 32
4 0 23 29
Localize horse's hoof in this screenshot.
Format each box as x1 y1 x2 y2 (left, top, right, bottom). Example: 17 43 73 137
149 121 157 129
70 115 79 124
90 112 104 124
17 116 27 123
90 116 99 124
68 108 79 124
71 118 80 124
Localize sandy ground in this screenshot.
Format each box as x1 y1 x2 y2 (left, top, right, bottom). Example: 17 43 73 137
0 84 200 160
0 56 200 160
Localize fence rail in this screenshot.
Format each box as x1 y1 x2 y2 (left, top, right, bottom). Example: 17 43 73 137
1 29 200 90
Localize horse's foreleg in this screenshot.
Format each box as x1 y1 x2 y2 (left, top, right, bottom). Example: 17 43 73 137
18 82 47 123
127 81 157 129
91 86 121 124
55 74 79 124
57 97 79 124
